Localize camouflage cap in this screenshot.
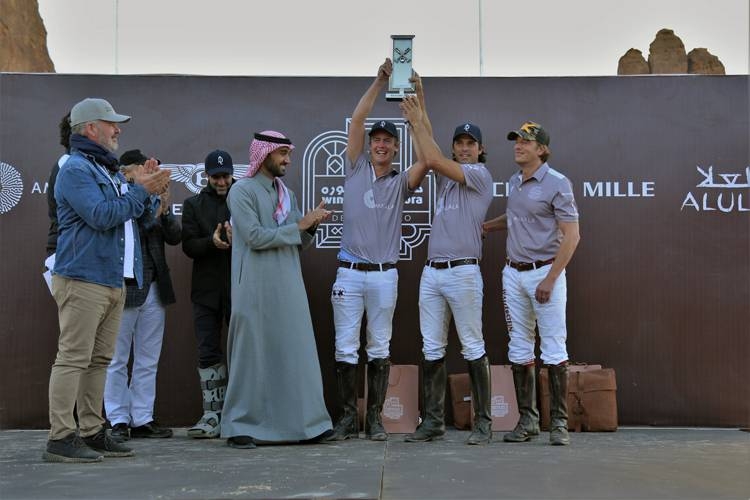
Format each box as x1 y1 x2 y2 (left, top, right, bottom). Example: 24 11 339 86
507 121 550 146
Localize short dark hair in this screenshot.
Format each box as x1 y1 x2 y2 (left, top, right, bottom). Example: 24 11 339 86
451 139 487 164
59 112 71 151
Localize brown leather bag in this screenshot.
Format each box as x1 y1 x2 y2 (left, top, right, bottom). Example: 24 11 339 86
539 366 618 432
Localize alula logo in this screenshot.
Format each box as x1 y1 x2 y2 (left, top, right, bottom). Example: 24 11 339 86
0 162 23 214
681 165 750 213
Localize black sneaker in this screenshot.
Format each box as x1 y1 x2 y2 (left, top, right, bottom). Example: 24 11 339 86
82 429 135 457
130 422 173 439
227 436 256 449
111 423 130 441
42 432 103 463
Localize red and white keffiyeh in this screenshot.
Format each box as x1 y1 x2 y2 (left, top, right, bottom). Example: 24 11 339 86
247 130 295 225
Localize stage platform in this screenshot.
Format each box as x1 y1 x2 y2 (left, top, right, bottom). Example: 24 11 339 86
1 427 748 499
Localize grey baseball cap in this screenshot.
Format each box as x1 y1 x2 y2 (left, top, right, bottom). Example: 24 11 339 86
70 98 131 127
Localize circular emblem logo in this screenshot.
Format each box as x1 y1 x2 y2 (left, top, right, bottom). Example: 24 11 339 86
0 162 23 214
528 186 544 201
363 189 375 209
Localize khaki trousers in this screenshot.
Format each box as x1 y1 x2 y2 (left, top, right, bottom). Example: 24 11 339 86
48 275 125 440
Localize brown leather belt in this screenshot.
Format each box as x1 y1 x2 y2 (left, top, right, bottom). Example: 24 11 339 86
426 258 479 269
506 258 555 272
339 261 397 272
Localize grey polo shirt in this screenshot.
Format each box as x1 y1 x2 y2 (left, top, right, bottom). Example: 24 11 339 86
506 163 579 263
338 153 411 264
428 163 493 261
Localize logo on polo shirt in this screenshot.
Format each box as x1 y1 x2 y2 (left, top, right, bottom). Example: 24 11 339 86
364 189 376 209
363 189 394 210
527 186 544 201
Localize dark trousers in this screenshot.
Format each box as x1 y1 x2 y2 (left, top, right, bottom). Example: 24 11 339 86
192 301 230 369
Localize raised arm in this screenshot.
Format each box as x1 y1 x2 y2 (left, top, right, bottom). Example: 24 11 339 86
401 72 430 189
412 72 432 138
401 95 466 184
347 58 392 163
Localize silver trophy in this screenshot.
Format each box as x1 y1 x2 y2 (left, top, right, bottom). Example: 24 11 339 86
386 35 415 102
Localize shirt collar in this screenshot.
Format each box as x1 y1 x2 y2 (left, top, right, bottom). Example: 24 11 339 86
369 162 398 181
516 162 550 183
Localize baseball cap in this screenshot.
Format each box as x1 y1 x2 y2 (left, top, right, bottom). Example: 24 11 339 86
119 149 149 167
70 98 131 127
453 123 482 143
507 121 550 146
368 120 399 139
204 150 234 176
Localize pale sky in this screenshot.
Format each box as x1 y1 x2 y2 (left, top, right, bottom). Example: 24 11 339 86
38 0 749 76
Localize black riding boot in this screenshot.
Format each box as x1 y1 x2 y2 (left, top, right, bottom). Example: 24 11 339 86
548 363 570 445
503 363 540 442
405 358 446 442
326 362 359 441
365 358 390 441
466 355 492 445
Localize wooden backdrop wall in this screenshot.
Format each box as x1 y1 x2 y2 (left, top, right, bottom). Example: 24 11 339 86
0 74 747 428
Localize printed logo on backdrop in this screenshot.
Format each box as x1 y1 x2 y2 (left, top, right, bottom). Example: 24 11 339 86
160 163 250 194
0 161 23 214
492 179 657 199
302 118 433 260
681 165 750 213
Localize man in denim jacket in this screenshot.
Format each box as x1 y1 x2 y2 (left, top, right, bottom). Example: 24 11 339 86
45 98 170 463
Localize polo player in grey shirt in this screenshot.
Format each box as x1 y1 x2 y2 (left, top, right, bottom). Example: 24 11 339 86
326 59 429 442
484 121 581 446
399 94 495 445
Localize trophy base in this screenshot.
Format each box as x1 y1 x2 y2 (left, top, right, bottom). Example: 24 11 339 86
385 89 415 102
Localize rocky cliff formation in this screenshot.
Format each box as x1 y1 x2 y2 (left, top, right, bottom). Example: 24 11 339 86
0 0 55 72
618 28 725 75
